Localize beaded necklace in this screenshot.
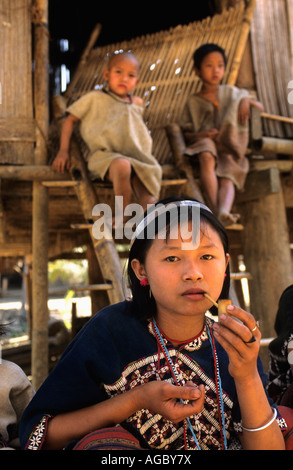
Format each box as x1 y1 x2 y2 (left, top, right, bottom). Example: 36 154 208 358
152 317 227 450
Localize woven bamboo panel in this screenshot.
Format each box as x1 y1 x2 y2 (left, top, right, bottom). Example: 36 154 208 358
0 0 34 163
250 0 293 138
64 3 248 164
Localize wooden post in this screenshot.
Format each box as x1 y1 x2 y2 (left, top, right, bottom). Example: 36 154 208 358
227 0 257 86
238 169 292 340
32 182 49 389
31 0 49 389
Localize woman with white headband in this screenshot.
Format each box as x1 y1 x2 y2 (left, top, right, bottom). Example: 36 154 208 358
19 197 286 451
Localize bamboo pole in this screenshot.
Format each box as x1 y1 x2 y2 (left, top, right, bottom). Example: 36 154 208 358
31 0 49 390
65 23 102 99
261 112 293 124
227 0 257 85
253 136 293 155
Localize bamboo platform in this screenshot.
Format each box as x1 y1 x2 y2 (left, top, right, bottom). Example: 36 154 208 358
61 1 251 166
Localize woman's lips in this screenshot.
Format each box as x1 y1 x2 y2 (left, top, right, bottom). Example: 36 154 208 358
182 289 205 300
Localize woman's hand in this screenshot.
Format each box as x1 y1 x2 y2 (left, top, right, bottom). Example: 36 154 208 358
212 305 261 381
213 305 285 450
137 380 205 423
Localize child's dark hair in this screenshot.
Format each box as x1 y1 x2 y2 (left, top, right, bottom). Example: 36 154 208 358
127 196 230 320
193 43 227 69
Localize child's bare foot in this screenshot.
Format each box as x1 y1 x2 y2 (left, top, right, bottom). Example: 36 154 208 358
218 211 240 228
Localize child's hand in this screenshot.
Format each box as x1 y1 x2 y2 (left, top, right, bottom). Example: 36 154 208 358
201 128 219 140
238 98 264 125
197 129 219 140
184 129 218 145
52 150 70 173
138 380 205 423
212 305 261 381
238 98 252 125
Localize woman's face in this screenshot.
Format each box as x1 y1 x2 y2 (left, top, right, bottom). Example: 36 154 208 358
132 221 229 322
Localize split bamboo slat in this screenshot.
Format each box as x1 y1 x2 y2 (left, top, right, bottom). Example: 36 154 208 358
63 2 250 165
0 0 35 164
250 0 293 138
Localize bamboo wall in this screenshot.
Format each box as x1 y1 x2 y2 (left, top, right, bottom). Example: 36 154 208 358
0 0 35 164
250 0 293 138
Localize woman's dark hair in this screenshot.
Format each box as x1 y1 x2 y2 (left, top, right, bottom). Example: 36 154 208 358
193 43 227 70
0 324 8 337
127 196 230 320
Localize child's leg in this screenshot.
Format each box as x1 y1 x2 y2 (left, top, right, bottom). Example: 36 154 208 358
107 158 133 220
217 177 240 225
198 151 218 213
132 174 157 212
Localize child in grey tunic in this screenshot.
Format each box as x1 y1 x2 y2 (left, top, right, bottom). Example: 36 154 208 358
52 52 162 221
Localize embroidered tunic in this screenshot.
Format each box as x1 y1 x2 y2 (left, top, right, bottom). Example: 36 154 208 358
179 85 251 190
267 285 293 404
19 301 281 450
67 90 162 199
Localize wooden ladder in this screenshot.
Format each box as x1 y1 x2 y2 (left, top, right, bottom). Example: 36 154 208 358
68 140 126 306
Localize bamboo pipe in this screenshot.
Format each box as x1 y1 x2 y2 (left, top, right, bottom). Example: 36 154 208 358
204 294 232 315
253 136 293 155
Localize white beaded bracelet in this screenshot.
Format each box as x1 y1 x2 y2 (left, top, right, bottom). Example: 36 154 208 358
242 408 277 432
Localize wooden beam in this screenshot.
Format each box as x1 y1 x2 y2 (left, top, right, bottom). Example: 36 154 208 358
0 243 32 256
0 165 69 181
250 159 293 173
70 283 112 292
236 167 281 203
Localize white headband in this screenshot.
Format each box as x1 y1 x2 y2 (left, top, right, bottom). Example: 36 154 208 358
130 200 212 246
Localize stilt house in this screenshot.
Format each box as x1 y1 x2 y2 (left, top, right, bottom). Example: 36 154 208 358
0 0 292 388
